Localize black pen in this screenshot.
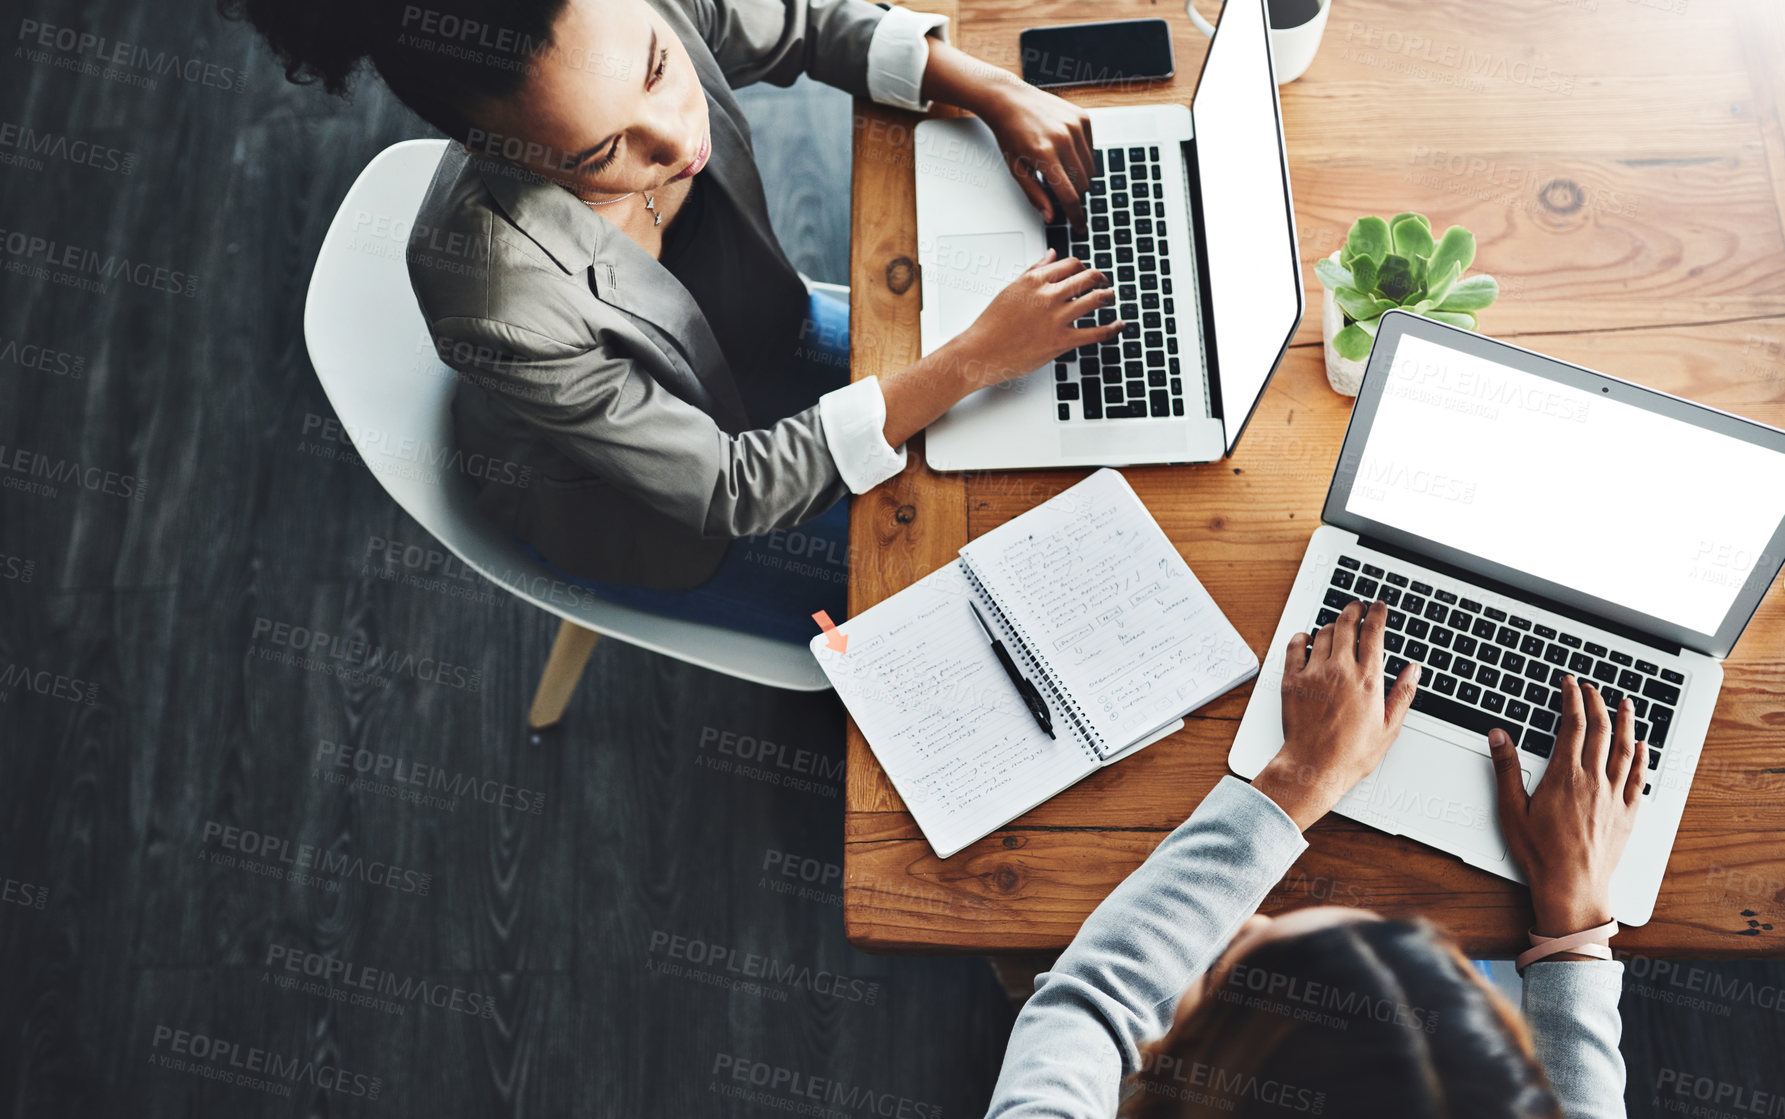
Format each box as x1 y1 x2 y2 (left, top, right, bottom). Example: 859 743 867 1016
967 599 1054 739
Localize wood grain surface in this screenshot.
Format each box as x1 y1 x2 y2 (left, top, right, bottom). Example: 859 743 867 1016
846 0 1785 955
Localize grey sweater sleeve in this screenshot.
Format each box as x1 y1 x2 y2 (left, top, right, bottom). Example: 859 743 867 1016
1521 961 1628 1119
983 776 1309 1118
982 774 1631 1119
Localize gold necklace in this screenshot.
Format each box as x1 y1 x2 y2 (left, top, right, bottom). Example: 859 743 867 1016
581 189 660 226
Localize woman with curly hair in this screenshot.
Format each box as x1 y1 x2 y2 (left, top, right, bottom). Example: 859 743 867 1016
223 0 1121 638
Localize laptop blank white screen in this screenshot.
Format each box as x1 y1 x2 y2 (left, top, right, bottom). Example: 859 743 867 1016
1344 334 1785 635
1192 0 1302 452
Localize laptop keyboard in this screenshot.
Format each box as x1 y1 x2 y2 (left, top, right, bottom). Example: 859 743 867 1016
1315 554 1686 797
1044 146 1187 422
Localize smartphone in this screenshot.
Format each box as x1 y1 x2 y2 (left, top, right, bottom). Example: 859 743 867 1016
1019 19 1175 90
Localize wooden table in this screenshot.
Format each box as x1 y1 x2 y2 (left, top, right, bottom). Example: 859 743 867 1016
844 0 1785 957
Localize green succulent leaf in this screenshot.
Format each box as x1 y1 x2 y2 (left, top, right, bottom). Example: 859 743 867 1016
1345 217 1392 268
1349 255 1379 293
1428 226 1477 283
1437 274 1499 312
1333 322 1376 361
1376 255 1416 303
1423 261 1464 307
1314 256 1354 291
1426 309 1479 330
1410 299 1436 316
1335 286 1394 322
1392 216 1435 263
1391 212 1431 234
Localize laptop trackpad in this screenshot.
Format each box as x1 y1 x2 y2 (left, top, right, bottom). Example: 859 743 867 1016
1059 422 1195 460
1364 732 1509 864
932 232 1029 337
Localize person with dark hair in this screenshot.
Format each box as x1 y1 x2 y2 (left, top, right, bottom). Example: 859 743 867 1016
985 599 1637 1119
222 0 1122 640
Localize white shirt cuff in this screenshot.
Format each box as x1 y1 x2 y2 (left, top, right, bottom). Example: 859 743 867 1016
818 375 908 493
865 7 950 113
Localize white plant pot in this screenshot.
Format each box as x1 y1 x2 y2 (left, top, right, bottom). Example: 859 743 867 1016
1322 250 1369 397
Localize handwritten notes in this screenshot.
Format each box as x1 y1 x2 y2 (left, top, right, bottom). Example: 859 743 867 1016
812 562 1095 857
961 469 1258 753
810 468 1258 857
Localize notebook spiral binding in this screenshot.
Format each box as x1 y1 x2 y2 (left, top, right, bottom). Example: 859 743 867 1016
961 558 1105 763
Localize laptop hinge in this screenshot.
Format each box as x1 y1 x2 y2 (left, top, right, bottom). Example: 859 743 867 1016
1356 534 1684 656
1180 137 1220 426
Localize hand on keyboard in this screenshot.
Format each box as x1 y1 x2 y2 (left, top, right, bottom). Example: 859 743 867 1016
1252 600 1423 831
1488 676 1643 942
970 77 1096 232
951 250 1124 387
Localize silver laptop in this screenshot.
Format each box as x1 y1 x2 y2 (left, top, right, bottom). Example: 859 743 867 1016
913 0 1302 471
1230 310 1785 925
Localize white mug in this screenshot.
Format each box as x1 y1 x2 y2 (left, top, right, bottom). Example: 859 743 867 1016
1187 0 1332 84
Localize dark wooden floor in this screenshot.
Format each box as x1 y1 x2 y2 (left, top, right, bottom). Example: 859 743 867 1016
0 3 1779 1116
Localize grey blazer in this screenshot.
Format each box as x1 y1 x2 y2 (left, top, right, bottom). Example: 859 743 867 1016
405 0 929 589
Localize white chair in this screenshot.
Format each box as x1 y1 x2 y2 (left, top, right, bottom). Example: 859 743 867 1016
304 139 832 728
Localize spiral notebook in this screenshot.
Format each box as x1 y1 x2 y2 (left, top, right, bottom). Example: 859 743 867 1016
810 468 1259 858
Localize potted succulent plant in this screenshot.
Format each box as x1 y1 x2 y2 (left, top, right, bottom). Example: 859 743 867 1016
1316 213 1499 395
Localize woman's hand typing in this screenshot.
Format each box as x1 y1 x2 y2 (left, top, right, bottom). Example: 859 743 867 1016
1253 600 1423 830
952 249 1122 382
879 249 1121 448
974 82 1097 232
916 39 1098 232
1489 676 1643 943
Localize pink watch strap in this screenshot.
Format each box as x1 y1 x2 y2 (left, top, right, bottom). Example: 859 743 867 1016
1515 919 1620 974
